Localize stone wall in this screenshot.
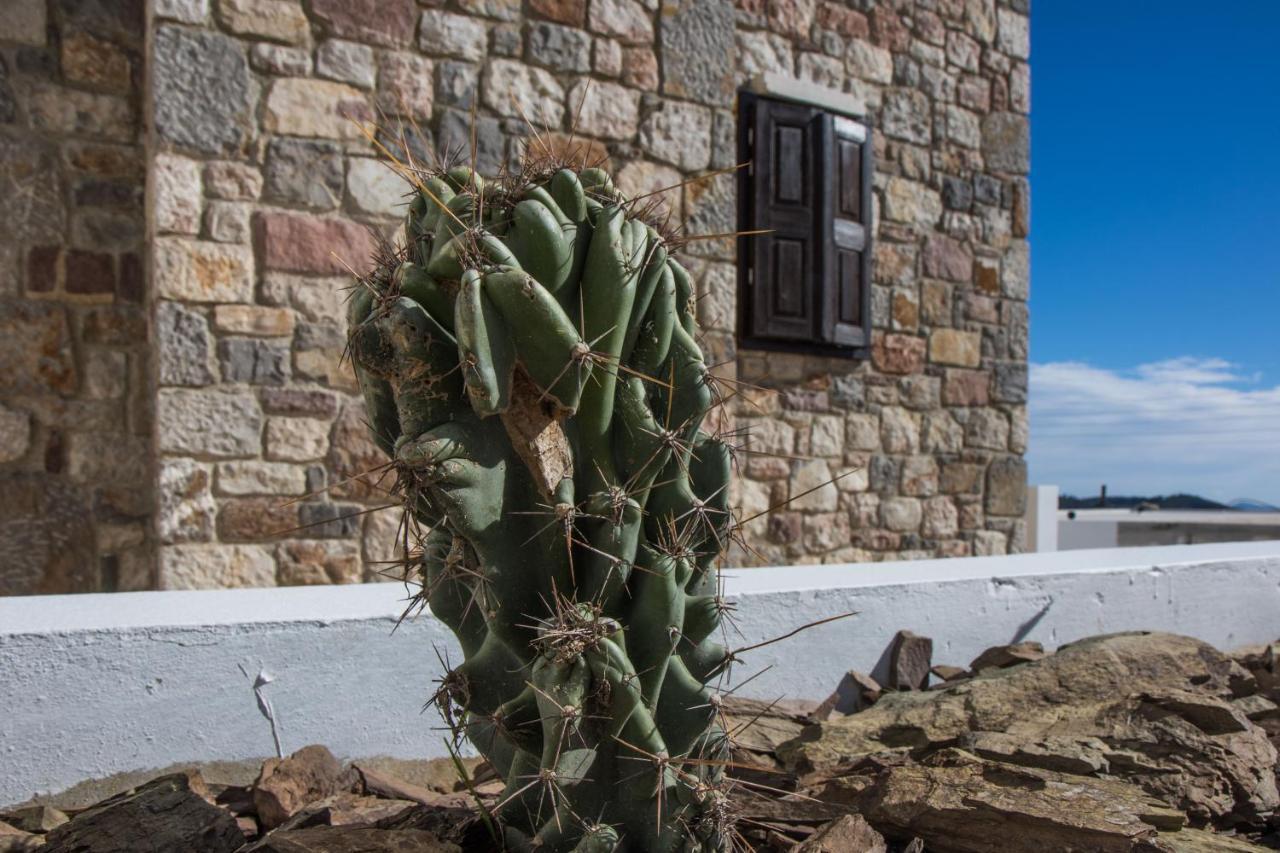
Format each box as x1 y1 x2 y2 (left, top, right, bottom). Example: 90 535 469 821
0 1 152 594
0 0 1031 592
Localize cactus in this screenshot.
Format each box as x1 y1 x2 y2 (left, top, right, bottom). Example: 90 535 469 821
347 154 737 851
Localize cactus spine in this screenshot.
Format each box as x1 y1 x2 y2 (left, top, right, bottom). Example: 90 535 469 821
347 156 736 851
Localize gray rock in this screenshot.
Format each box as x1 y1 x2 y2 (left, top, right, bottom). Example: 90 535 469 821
882 89 930 145
298 502 362 538
659 0 734 106
982 112 1030 174
0 476 96 595
438 108 504 176
316 39 376 89
264 138 344 210
994 362 1028 403
527 22 591 72
942 175 972 211
218 338 290 385
157 388 263 457
156 301 215 386
250 43 311 76
154 26 252 154
435 60 478 109
973 174 1003 206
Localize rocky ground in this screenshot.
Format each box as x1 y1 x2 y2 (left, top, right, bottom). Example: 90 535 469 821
4 631 1279 852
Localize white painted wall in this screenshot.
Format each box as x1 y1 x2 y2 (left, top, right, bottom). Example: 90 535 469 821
1025 484 1059 552
3 541 1280 807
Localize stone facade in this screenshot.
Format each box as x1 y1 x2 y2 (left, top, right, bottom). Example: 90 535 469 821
0 1 152 593
0 0 1030 593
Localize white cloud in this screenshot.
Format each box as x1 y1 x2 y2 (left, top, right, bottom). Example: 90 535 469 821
1028 357 1280 504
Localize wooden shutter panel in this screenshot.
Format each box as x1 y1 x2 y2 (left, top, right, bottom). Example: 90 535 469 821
820 114 872 348
747 97 822 342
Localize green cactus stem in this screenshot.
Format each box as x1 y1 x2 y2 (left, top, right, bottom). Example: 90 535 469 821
347 157 737 851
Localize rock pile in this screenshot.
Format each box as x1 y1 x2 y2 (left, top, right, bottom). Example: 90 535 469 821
3 631 1277 852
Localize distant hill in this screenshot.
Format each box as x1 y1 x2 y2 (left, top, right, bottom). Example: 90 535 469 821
1230 498 1280 511
1059 493 1231 510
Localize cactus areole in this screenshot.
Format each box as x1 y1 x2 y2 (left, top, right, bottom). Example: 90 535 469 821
348 157 736 851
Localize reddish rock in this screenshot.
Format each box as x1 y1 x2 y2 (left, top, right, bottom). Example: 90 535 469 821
889 629 933 690
620 47 658 90
261 387 339 418
767 511 802 544
254 745 357 830
218 497 298 541
0 301 76 395
26 245 60 292
254 212 379 277
766 0 815 41
309 0 416 47
797 814 887 852
64 250 115 295
81 305 146 346
813 670 883 719
816 2 868 38
942 368 989 406
529 0 586 26
922 234 973 282
871 333 925 376
869 6 909 50
971 641 1045 672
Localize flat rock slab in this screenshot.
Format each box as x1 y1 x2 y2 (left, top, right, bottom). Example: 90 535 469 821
38 773 242 853
247 826 460 852
782 632 1280 826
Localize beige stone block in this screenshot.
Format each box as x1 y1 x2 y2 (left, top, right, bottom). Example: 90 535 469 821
614 159 682 221
158 458 216 543
362 508 407 581
261 273 350 323
160 543 277 589
263 78 370 140
0 404 30 463
154 238 254 303
277 539 361 586
155 154 202 235
347 157 409 218
218 0 309 43
929 328 982 368
157 388 263 457
216 460 308 495
790 459 839 512
266 416 331 461
844 413 880 452
482 59 564 127
880 407 920 454
0 0 48 44
213 304 295 336
881 496 922 532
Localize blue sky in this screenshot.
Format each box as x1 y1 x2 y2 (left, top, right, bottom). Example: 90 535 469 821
1027 3 1280 503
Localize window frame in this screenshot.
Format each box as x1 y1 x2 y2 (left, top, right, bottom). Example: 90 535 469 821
736 89 875 359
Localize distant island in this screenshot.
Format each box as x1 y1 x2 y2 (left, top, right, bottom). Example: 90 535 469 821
1060 494 1279 511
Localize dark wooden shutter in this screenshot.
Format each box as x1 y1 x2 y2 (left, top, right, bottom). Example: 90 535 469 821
746 96 822 341
819 114 872 348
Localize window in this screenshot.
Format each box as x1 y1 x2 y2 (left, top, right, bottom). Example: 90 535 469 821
737 90 873 356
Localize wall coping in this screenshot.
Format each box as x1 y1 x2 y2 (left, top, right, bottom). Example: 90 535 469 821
4 539 1279 637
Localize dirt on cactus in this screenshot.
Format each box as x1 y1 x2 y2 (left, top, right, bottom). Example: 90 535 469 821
7 630 1279 852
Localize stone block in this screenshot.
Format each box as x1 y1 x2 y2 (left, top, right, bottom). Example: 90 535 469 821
435 60 477 109
261 387 339 418
218 497 298 541
1 0 48 43
799 51 843 90
0 405 30 463
250 42 312 76
884 177 941 226
845 38 892 84
993 362 1027 403
985 456 1026 517
347 158 408 218
941 461 982 495
588 0 652 44
160 543 276 589
482 59 564 127
922 412 963 452
260 272 349 322
966 409 1009 450
254 212 378 276
264 79 370 140
27 83 135 143
1002 240 1030 300
311 0 416 47
213 304 293 337
362 508 405 580
639 99 712 171
418 10 487 60
154 238 254 302
158 458 216 543
64 250 116 296
528 22 591 72
61 31 132 93
263 138 343 210
157 388 263 457
377 53 433 119
882 89 930 144
881 496 922 532
942 368 989 406
901 455 939 497
277 539 362 585
530 0 585 26
438 109 504 175
217 0 309 44
266 417 331 461
871 333 925 375
216 460 307 496
204 162 261 201
219 337 289 385
997 8 1030 59
0 301 76 395
327 402 386 501
156 0 208 22
929 329 981 368
737 31 793 77
922 495 958 538
880 407 920 453
66 430 147 486
154 26 251 155
200 199 249 243
316 40 376 89
982 112 1030 174
844 413 880 452
973 529 1007 555
614 159 682 219
922 234 973 282
660 0 734 105
298 502 362 538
